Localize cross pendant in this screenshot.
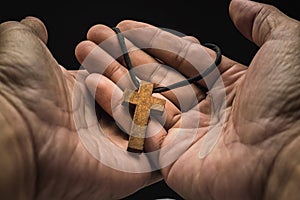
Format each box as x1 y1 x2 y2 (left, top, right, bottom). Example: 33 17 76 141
122 81 166 153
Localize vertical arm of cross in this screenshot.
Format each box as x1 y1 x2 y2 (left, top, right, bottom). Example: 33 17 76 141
122 81 166 153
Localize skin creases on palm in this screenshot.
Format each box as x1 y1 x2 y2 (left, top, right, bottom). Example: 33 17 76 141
161 36 300 200
75 19 278 199
158 60 254 199
102 17 300 199
0 19 160 199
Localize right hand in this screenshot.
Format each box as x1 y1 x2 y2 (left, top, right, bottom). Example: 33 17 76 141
78 0 300 199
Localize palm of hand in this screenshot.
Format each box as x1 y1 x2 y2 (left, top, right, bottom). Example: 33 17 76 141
78 11 299 199
159 18 300 200
0 18 158 199
150 26 300 200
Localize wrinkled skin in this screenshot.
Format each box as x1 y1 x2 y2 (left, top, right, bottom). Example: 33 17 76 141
0 0 300 200
0 17 161 200
77 0 300 199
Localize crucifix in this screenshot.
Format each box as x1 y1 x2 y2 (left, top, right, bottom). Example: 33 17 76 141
123 81 166 153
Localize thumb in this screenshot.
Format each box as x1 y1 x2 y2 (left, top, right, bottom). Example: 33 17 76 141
20 16 48 44
229 0 298 46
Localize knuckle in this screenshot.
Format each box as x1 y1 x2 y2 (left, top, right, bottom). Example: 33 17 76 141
174 40 192 70
105 62 122 78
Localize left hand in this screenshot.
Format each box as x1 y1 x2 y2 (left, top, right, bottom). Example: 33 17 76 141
0 16 160 200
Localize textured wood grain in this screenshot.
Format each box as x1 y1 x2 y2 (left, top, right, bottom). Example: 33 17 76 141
123 81 166 153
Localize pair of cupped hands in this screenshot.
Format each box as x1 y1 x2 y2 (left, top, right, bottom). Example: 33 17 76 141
1 0 299 199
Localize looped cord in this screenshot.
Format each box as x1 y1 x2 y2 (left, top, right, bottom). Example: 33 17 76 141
112 27 222 93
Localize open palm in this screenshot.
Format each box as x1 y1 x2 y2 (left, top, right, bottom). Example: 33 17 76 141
77 1 300 199
0 17 160 200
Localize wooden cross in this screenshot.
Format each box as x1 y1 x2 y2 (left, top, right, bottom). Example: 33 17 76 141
123 81 166 153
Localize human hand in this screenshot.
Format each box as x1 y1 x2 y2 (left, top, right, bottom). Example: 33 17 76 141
78 0 300 199
0 17 161 200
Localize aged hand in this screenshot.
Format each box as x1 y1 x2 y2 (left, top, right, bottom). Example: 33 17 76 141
0 17 160 200
77 0 300 199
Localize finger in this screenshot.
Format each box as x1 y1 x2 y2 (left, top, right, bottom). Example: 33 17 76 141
116 20 210 78
85 73 181 151
81 25 205 110
20 16 48 44
86 72 182 129
229 0 298 46
116 20 239 88
75 40 135 91
87 24 157 69
76 39 201 111
0 16 48 44
229 0 300 144
182 36 200 44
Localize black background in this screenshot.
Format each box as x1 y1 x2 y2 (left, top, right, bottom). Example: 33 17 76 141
1 0 299 199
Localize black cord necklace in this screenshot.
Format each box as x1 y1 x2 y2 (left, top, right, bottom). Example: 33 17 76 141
112 27 222 93
110 27 222 152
